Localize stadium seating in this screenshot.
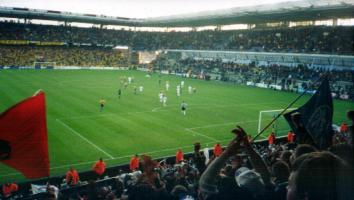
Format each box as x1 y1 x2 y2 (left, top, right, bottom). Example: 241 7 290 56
0 46 127 67
0 22 353 54
153 57 354 101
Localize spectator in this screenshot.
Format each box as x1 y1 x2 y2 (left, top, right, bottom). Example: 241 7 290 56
2 182 18 198
292 144 317 161
268 132 276 147
66 166 80 186
340 122 348 133
288 152 353 200
130 154 140 171
347 110 354 146
176 149 184 164
199 126 273 200
280 150 292 168
287 130 295 144
271 161 290 200
92 157 106 179
329 143 353 166
46 182 59 199
193 142 206 173
213 143 223 157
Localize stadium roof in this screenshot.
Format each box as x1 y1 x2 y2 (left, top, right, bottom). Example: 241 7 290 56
0 0 353 27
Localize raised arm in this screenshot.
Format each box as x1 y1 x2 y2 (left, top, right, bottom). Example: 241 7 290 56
199 136 241 197
235 126 272 185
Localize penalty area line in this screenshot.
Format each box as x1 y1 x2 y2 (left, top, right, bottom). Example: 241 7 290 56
184 128 219 142
56 119 114 159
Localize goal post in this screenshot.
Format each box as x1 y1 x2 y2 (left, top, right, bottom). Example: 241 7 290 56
33 61 56 68
258 108 298 135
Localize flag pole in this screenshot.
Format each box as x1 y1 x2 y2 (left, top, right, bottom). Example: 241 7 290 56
252 75 326 141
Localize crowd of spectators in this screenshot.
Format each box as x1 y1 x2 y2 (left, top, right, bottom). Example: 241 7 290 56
0 46 127 67
155 57 354 100
0 22 353 54
1 110 353 200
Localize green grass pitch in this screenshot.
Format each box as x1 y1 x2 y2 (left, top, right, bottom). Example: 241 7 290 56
0 69 352 181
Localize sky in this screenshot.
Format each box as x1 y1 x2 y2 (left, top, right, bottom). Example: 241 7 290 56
0 0 301 18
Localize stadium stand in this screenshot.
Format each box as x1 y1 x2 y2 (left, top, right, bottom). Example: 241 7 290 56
153 57 354 100
0 46 127 67
0 22 353 54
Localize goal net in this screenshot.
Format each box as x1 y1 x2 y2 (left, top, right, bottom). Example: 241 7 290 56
258 108 297 136
33 61 56 68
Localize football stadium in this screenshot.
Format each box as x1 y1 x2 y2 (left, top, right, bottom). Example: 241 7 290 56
0 0 353 199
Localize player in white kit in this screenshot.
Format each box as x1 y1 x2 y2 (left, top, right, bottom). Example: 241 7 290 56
188 86 192 94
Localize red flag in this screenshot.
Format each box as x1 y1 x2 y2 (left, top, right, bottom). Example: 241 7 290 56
0 91 49 179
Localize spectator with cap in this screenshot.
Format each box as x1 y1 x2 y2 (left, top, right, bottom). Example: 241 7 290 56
199 126 273 200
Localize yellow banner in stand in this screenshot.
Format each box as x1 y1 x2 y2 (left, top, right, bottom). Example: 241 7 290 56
0 40 65 46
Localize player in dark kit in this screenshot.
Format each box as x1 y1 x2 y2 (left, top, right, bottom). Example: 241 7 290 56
181 101 187 115
99 98 106 112
118 89 121 99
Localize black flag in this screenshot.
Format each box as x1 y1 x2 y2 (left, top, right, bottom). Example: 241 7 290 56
284 78 333 149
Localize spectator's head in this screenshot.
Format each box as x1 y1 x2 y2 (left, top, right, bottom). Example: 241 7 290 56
280 150 292 167
235 167 265 196
221 164 234 177
329 143 353 166
272 161 290 183
194 142 201 152
171 185 188 200
287 151 352 200
293 144 317 160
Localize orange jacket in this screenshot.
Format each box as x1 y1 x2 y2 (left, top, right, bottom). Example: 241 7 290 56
287 132 295 143
2 183 18 197
130 156 139 171
176 150 184 163
340 123 348 133
213 144 223 157
93 160 106 175
268 134 276 145
66 169 80 185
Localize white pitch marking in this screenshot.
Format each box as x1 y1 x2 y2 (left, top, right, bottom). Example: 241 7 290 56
187 120 259 130
56 119 114 159
184 128 219 142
